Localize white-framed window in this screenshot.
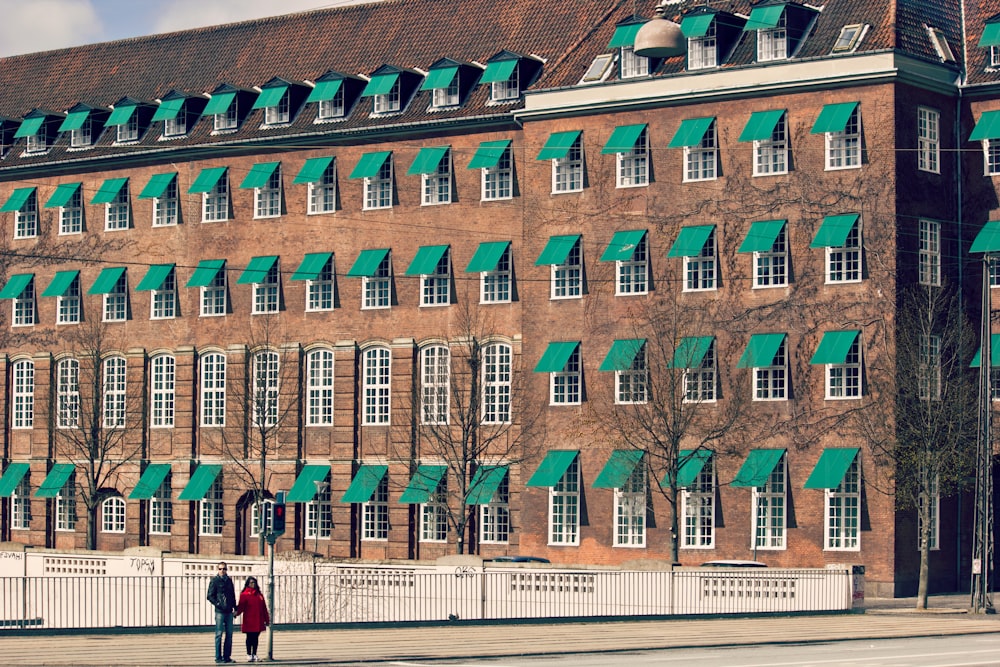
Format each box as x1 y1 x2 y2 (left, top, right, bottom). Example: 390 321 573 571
10 474 31 530
252 262 280 314
616 234 648 295
199 477 224 536
318 87 345 120
620 45 649 78
200 353 226 427
918 471 939 551
682 455 715 548
920 334 942 401
60 188 83 234
754 339 787 401
826 106 861 170
364 157 393 210
753 454 786 549
12 279 35 327
421 345 449 425
153 176 178 227
685 121 717 181
614 461 646 547
985 139 1000 176
549 456 580 545
12 359 33 429
200 267 227 317
57 358 80 428
422 151 452 205
483 343 512 424
249 502 271 538
102 356 126 428
264 90 291 125
421 250 450 306
363 254 391 310
826 456 860 550
56 472 76 531
827 222 861 283
917 107 940 173
754 225 788 287
550 346 581 405
827 336 862 399
491 64 519 102
757 12 788 61
552 135 584 193
14 191 38 238
252 350 279 428
306 256 334 311
254 166 282 218
992 44 1000 68
420 478 449 542
432 73 460 108
684 342 716 403
308 160 337 214
150 474 172 535
362 473 389 540
481 245 511 303
306 478 333 540
919 219 941 287
373 79 401 114
482 145 513 201
551 238 582 299
616 344 647 405
684 229 717 291
25 133 47 154
105 183 130 231
57 275 81 324
306 349 334 426
151 269 176 320
617 127 649 188
164 108 186 137
479 472 510 544
103 272 128 322
688 22 717 70
101 496 126 533
71 118 93 148
202 172 229 222
363 347 391 425
754 113 788 176
151 355 175 428
215 97 239 131
117 113 139 143
992 367 1000 400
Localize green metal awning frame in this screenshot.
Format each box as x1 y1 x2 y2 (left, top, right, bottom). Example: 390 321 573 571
290 252 333 281
480 58 518 84
407 146 450 175
0 187 36 213
0 463 30 497
35 463 75 498
599 339 645 372
601 229 646 261
177 464 222 501
347 248 390 277
202 91 237 117
979 22 1000 47
399 465 448 503
405 245 449 276
45 183 81 208
251 85 289 110
189 167 228 194
811 102 859 134
680 13 715 38
602 124 647 154
739 220 786 253
59 108 91 133
286 464 332 503
88 267 126 295
593 450 644 489
421 66 459 91
537 131 582 160
187 260 226 288
361 72 400 97
42 271 79 298
350 151 392 179
668 117 714 148
138 173 177 200
128 464 172 500
608 21 645 48
731 449 785 487
91 177 128 204
738 109 786 142
105 103 138 127
736 333 786 368
810 330 861 365
744 3 786 31
535 234 581 265
467 140 512 169
14 116 46 139
674 449 714 488
306 79 344 103
151 97 186 122
239 162 281 190
135 264 175 292
972 220 1000 253
971 334 1000 367
465 465 508 505
670 336 714 369
237 256 278 284
811 214 859 248
465 241 510 273
0 274 32 300
534 341 580 373
293 157 335 184
341 465 388 503
667 225 715 257
803 448 859 489
526 450 579 487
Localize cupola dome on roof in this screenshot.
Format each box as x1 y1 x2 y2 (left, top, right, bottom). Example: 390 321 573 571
634 1 686 58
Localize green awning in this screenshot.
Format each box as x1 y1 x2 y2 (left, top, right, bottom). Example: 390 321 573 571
399 465 448 503
138 173 177 200
407 146 450 175
811 102 859 134
667 225 715 257
810 330 861 364
972 334 1000 367
177 464 222 501
237 256 278 284
671 336 714 369
602 124 647 154
480 58 518 84
535 234 581 265
608 21 645 48
738 109 785 142
59 108 91 133
42 271 79 298
467 140 512 169
421 66 459 91
739 220 786 253
465 465 508 505
240 162 280 189
810 214 859 248
736 333 786 368
35 463 75 498
601 229 646 261
251 85 289 110
152 97 185 122
405 245 448 276
803 448 859 489
291 252 333 281
731 449 785 487
980 23 1000 47
105 103 138 127
744 3 785 31
14 116 45 139
189 167 228 194
0 187 36 213
0 463 30 497
341 464 388 503
88 267 126 295
593 450 644 489
91 177 128 204
293 157 334 184
534 341 580 373
347 248 390 277
286 464 332 503
972 221 1000 253
599 339 645 372
202 91 236 116
466 241 510 273
135 264 175 292
674 449 713 488
668 117 715 148
362 72 399 97
680 13 715 38
526 450 579 487
350 151 392 179
45 183 81 208
0 274 32 299
306 79 344 103
128 464 171 500
971 110 1000 141
537 131 582 160
187 260 226 288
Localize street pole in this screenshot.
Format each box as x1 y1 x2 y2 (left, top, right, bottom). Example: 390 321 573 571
312 480 328 554
972 256 994 614
267 532 275 660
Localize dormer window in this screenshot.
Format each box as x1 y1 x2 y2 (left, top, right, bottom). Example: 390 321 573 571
252 80 302 127
608 20 648 79
744 3 817 63
758 11 787 61
265 90 290 124
15 113 58 155
490 62 519 101
433 75 460 108
681 10 744 70
25 134 46 154
375 79 400 113
202 88 240 131
119 114 139 142
60 105 100 148
71 119 93 147
106 100 145 143
833 24 866 53
153 95 193 138
308 72 362 122
979 20 1000 66
928 26 956 62
422 63 461 109
362 67 421 116
687 20 717 69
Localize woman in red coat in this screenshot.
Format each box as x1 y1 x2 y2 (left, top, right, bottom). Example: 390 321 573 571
234 576 269 662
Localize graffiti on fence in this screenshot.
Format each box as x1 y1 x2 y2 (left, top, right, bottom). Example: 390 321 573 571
129 558 156 574
454 566 478 579
0 552 23 560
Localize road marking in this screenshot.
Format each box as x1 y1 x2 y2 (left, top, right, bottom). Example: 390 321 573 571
713 648 1000 667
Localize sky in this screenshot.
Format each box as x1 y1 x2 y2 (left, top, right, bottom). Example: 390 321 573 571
0 0 377 58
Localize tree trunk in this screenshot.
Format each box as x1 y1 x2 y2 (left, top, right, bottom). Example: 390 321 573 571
87 501 98 550
668 484 680 564
917 495 931 610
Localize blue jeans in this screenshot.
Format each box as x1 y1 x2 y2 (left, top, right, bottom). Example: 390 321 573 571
214 610 233 661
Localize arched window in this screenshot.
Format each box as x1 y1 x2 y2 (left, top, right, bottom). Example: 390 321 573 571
57 358 80 428
102 356 127 428
306 349 334 426
11 359 34 429
101 496 126 533
200 352 226 426
420 345 449 425
150 354 175 427
252 350 279 427
362 347 390 425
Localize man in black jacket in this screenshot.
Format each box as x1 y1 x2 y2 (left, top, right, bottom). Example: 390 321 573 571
207 562 237 663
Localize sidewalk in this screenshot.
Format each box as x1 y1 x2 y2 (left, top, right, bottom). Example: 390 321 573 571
0 595 997 666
